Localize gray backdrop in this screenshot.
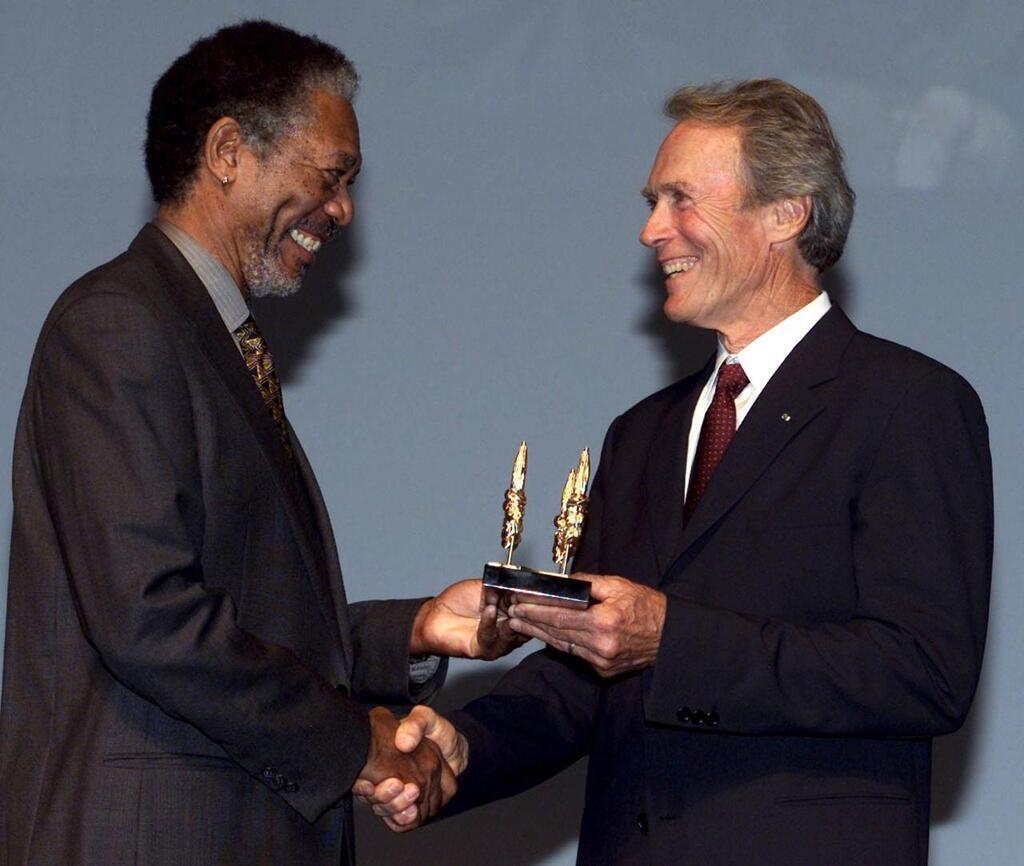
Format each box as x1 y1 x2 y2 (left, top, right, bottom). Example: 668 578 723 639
2 1 1020 863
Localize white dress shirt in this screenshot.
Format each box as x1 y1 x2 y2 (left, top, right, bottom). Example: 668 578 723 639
683 291 833 498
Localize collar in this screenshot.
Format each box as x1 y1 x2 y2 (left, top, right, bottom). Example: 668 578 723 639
153 218 251 333
714 291 832 389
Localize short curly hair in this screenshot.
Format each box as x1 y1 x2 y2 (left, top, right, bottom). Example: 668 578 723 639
145 20 358 205
665 79 855 272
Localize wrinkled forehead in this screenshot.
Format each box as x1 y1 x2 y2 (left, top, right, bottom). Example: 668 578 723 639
647 120 746 190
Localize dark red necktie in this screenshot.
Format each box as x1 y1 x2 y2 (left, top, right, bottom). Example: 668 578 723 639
683 361 749 524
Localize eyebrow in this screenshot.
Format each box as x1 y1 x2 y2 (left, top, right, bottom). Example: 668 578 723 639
641 181 693 200
320 150 360 171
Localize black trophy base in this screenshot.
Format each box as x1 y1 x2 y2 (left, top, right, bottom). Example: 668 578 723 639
482 562 591 613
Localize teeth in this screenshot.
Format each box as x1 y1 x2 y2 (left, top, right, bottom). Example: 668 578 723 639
663 257 698 275
288 229 322 253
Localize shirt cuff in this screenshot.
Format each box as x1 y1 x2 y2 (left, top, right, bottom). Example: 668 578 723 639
409 654 442 686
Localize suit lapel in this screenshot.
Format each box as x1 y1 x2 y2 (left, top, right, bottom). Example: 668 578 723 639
646 361 713 577
130 225 350 680
663 308 857 570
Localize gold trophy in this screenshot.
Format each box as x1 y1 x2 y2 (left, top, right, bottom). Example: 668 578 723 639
482 442 593 612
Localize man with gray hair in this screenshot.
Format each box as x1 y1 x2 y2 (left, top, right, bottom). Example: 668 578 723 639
0 20 522 865
362 79 993 865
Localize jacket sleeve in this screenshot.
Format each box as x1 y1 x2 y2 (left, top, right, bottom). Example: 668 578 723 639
32 292 372 822
347 597 448 705
643 367 993 736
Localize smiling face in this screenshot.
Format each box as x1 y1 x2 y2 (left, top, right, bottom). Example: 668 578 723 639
640 121 776 335
233 89 361 297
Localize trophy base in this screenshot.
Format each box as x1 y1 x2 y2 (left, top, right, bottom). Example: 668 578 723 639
482 562 591 613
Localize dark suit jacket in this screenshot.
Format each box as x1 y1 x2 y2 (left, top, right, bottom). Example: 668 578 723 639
0 225 438 865
447 308 992 866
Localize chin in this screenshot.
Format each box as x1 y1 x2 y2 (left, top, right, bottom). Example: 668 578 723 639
251 280 302 299
663 298 695 325
244 255 305 298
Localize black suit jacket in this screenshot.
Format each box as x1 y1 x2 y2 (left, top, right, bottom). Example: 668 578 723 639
448 307 992 866
0 225 437 865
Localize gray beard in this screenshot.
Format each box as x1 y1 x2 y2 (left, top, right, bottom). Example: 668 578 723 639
243 231 304 298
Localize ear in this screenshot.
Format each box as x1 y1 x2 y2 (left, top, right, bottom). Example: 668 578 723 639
203 117 244 187
766 195 811 245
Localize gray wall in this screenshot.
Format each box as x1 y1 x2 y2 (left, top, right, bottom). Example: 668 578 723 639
2 1 1021 863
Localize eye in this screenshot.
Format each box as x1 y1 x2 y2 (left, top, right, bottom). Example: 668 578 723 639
643 195 657 211
330 168 359 191
313 166 353 191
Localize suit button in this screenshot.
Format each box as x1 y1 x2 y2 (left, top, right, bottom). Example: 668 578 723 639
693 710 707 725
636 812 648 834
708 711 720 727
285 781 299 793
261 767 277 781
676 706 693 723
272 773 286 789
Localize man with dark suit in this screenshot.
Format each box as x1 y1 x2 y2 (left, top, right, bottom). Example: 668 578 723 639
359 79 993 865
0 21 520 866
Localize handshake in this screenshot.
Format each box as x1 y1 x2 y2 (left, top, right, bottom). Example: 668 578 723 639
350 571 668 831
353 705 464 832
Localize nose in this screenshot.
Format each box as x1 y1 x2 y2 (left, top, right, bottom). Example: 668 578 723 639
324 186 354 227
639 202 668 250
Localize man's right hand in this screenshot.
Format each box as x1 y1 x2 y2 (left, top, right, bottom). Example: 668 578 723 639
353 706 468 832
354 706 457 829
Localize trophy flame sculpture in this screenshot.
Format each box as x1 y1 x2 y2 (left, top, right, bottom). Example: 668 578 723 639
553 448 590 573
482 442 593 611
501 441 528 565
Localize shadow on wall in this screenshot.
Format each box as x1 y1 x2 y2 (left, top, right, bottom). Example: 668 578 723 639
356 665 586 866
132 185 363 389
253 216 364 386
134 190 360 393
0 515 9 695
636 263 715 382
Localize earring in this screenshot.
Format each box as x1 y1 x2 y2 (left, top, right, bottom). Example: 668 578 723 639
221 176 231 185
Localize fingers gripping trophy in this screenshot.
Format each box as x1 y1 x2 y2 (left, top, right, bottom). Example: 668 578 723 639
482 442 593 611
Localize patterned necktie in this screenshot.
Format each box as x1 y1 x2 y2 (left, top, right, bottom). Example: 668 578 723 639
683 361 749 525
234 316 293 456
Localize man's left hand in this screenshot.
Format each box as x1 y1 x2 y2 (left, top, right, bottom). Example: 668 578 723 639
411 578 529 660
508 574 666 677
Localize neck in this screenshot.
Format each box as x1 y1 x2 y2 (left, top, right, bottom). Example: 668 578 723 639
158 197 250 301
716 257 821 353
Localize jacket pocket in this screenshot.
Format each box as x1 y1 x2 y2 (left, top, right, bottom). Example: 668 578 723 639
102 752 243 772
777 792 912 806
